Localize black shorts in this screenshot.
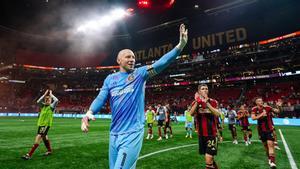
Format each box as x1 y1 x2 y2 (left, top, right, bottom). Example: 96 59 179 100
198 136 218 156
259 131 275 142
147 123 153 128
158 120 165 127
165 121 171 128
37 126 50 136
229 124 236 131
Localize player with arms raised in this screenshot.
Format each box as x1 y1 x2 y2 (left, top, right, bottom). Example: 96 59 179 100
22 90 58 160
251 97 282 169
81 24 188 169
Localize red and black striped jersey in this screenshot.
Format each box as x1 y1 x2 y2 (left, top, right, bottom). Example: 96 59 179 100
251 106 274 132
194 99 219 137
237 110 249 127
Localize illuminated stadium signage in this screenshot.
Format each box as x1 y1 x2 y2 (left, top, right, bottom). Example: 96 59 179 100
134 27 247 62
192 27 247 49
259 31 300 45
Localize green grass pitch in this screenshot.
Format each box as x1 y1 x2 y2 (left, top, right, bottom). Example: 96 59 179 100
0 117 299 169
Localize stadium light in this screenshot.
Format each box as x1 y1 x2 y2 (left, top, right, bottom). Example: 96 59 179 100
76 8 130 33
138 0 151 8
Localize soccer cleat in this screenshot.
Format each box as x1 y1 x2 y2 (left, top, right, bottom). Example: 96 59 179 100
245 141 249 146
157 137 162 141
233 140 238 144
269 162 276 168
189 135 192 139
165 134 169 139
150 134 154 139
275 145 281 150
44 151 52 156
185 134 189 138
248 140 252 145
170 134 173 138
146 134 150 140
21 154 31 160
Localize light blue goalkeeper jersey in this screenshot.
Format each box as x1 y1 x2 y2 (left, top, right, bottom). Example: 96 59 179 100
90 47 181 135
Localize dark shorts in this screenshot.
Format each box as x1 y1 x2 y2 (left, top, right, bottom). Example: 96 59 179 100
198 136 218 156
37 126 50 136
229 124 236 131
147 123 153 128
165 121 171 128
241 126 249 131
158 120 165 127
259 131 275 142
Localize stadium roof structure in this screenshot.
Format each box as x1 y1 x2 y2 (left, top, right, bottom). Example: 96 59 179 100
0 0 254 38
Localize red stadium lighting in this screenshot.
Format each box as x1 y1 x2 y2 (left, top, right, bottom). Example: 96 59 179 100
137 0 151 8
166 0 175 8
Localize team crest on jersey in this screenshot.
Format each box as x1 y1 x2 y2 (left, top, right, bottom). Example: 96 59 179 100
127 74 135 82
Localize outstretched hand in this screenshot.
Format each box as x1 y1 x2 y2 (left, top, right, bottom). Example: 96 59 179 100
177 24 188 50
81 110 96 133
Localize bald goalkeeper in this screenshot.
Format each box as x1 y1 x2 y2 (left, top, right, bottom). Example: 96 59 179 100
81 24 188 169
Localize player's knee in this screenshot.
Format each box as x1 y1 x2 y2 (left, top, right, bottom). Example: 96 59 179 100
206 163 215 169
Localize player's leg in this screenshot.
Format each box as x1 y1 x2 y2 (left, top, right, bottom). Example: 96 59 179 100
229 125 237 144
233 125 238 144
204 136 218 169
149 123 154 139
22 126 46 160
42 135 52 155
157 120 162 140
205 154 215 169
273 128 280 150
248 128 252 144
267 132 276 168
185 122 189 138
22 134 42 160
42 127 52 155
146 123 151 139
168 124 173 138
164 122 168 139
109 135 118 169
217 124 223 142
242 128 248 146
113 130 144 169
188 123 193 138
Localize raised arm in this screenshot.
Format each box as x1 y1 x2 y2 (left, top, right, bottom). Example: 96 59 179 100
49 90 59 109
147 24 188 78
272 100 283 113
37 90 49 104
81 77 110 133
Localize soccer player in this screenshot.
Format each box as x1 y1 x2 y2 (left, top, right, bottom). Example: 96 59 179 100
237 104 252 146
269 107 281 150
216 110 225 142
156 103 167 140
81 24 188 169
227 105 238 144
145 105 155 140
184 105 193 138
251 97 282 168
22 90 59 160
164 103 173 138
190 84 222 169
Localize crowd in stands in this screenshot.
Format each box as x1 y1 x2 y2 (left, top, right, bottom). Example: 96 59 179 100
1 78 299 118
0 36 299 118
